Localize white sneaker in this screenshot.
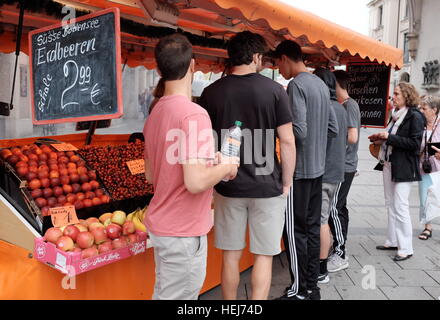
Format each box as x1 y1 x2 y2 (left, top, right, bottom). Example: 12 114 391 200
327 254 349 273
317 272 330 284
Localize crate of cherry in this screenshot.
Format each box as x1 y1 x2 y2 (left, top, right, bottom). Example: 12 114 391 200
34 209 148 276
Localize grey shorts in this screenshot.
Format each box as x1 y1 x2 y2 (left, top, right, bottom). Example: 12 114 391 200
321 183 338 225
213 192 287 256
149 232 207 300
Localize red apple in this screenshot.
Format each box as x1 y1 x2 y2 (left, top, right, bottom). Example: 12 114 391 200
62 184 73 195
44 227 63 243
127 233 138 244
68 167 78 175
40 178 50 188
50 177 60 187
122 221 136 235
63 225 80 242
76 231 94 249
88 222 105 232
76 192 85 201
77 166 88 175
71 183 81 193
71 247 82 254
57 195 67 205
16 166 29 178
56 236 74 252
41 206 50 216
26 171 37 181
37 170 49 179
79 174 89 184
47 197 57 207
81 247 98 259
98 241 113 254
66 194 76 204
74 200 84 210
38 153 48 162
95 189 104 197
86 217 100 226
106 223 122 240
66 151 75 157
15 160 28 168
60 175 70 186
6 155 19 165
88 170 97 180
42 187 53 198
59 168 69 176
91 197 102 206
0 149 12 160
70 155 80 163
58 156 69 164
31 188 43 199
91 227 108 244
28 179 41 190
112 237 128 249
35 197 47 208
83 199 93 208
53 186 63 197
70 174 80 184
85 191 95 200
89 180 100 190
49 170 59 179
74 223 88 232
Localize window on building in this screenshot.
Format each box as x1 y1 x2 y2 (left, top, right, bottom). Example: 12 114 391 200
404 0 409 18
403 33 410 63
378 5 383 27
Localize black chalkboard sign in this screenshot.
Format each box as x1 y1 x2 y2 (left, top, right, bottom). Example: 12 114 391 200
346 63 391 127
29 8 123 125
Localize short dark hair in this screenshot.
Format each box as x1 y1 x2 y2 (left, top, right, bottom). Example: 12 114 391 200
227 31 267 67
273 40 303 62
333 70 350 90
154 34 193 81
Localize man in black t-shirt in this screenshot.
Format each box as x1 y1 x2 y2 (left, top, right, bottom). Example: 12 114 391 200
199 31 296 300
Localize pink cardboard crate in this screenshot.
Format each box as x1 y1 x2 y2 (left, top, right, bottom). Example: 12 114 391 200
34 231 148 276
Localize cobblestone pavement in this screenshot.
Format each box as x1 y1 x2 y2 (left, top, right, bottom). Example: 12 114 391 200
200 127 440 300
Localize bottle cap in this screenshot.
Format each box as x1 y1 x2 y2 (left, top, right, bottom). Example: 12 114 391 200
235 121 242 127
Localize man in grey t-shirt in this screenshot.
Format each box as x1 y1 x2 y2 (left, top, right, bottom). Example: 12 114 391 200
313 68 348 285
327 70 361 273
273 41 338 301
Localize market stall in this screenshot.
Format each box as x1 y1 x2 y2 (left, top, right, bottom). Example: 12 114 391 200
0 0 403 299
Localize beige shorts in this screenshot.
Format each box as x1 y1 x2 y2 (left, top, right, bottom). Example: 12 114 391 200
213 192 287 256
321 183 338 225
149 232 207 300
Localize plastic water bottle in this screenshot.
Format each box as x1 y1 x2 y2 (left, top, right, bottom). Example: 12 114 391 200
220 121 242 182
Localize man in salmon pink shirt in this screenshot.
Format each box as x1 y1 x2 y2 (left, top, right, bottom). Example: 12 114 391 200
142 34 239 300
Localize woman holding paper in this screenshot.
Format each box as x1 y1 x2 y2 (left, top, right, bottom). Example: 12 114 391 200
417 96 440 240
368 82 425 262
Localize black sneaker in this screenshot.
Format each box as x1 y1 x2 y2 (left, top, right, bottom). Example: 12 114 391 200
317 272 330 284
307 289 321 300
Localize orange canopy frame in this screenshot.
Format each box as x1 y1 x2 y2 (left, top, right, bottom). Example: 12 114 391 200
0 0 403 70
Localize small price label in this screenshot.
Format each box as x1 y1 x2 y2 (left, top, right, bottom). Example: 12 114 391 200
126 159 145 175
51 143 79 152
49 205 79 228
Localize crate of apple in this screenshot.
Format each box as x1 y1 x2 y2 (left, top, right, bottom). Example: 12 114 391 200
35 211 148 275
1 144 111 216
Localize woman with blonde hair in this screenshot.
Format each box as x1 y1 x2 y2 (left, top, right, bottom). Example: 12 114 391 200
369 82 425 261
418 95 440 240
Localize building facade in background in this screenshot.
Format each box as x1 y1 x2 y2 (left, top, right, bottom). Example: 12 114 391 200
368 0 440 95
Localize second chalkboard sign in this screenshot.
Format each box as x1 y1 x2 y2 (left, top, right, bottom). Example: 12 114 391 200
346 63 391 128
29 8 123 125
